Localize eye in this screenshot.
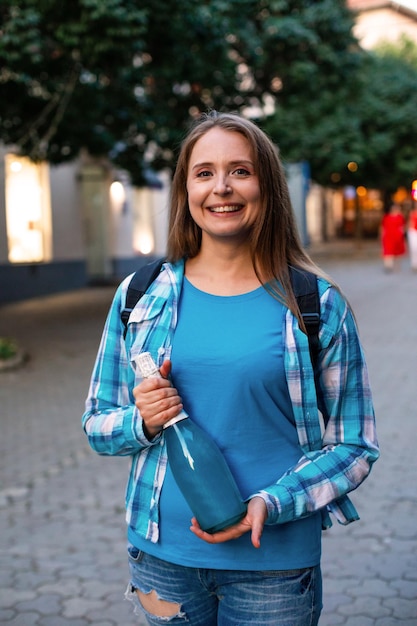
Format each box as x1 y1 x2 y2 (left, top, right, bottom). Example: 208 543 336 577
196 170 212 178
232 167 251 176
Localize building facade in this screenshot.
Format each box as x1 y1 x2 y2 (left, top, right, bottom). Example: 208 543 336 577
0 147 170 304
0 145 312 304
347 0 417 48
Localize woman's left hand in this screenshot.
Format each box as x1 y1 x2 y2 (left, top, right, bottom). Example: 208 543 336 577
190 496 267 548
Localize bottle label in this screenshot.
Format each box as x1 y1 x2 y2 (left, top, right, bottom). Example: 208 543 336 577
135 352 160 378
163 410 189 429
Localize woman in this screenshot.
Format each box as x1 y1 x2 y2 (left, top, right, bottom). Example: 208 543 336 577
380 202 406 272
83 112 379 625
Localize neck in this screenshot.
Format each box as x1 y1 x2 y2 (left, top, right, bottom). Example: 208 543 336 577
185 242 261 296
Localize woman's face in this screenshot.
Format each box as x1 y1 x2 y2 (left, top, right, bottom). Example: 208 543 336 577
186 127 261 244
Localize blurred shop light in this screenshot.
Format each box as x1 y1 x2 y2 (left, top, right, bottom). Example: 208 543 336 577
110 180 128 215
5 154 51 263
393 186 408 203
110 181 126 205
10 160 22 173
134 231 154 255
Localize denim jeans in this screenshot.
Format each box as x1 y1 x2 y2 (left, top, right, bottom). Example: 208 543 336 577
126 545 322 625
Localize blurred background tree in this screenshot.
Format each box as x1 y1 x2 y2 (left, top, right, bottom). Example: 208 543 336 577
350 38 417 199
1 0 417 193
0 0 149 181
0 0 257 184
254 0 365 187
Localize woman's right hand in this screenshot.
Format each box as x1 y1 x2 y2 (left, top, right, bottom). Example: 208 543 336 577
190 496 268 548
133 360 184 439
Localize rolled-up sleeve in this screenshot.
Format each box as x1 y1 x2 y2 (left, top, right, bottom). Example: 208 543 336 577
257 282 379 526
82 278 159 456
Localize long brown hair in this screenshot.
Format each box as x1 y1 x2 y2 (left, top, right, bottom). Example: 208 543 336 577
167 111 331 323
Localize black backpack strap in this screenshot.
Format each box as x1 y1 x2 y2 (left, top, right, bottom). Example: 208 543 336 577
289 266 320 370
289 266 329 426
121 257 165 338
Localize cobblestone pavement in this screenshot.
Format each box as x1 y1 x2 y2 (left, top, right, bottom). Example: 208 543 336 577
0 241 416 625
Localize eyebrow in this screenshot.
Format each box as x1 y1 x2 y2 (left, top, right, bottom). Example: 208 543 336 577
190 160 254 172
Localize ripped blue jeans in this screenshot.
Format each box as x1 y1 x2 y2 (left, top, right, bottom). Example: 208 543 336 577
125 545 322 625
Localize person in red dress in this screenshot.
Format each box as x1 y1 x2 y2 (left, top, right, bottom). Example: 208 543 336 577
380 203 406 272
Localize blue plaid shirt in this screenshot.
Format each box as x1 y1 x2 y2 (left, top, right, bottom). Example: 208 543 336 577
82 259 379 543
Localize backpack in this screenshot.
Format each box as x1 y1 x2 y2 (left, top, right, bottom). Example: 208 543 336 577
121 258 320 371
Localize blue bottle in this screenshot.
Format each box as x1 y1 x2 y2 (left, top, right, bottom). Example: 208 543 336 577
135 352 247 533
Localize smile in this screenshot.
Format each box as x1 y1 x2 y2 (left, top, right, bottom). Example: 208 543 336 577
209 205 243 213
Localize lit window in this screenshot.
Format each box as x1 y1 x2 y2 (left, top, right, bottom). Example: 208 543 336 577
132 188 155 255
5 155 52 263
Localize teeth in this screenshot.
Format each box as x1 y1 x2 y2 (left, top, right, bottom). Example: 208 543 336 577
210 205 241 213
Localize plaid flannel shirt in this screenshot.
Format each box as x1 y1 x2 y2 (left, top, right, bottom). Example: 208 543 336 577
82 259 379 543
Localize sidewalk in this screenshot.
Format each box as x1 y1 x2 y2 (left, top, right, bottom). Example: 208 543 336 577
0 244 416 625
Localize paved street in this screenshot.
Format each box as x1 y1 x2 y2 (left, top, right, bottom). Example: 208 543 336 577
0 242 416 625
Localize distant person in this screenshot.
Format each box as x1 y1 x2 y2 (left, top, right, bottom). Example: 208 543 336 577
82 111 379 625
380 202 406 272
407 205 417 271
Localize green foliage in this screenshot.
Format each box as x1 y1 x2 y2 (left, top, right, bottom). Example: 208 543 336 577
0 337 18 359
0 0 149 178
351 49 417 192
1 0 416 193
375 34 417 69
260 0 364 186
263 13 417 192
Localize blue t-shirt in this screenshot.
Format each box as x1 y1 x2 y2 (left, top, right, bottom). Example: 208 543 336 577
129 278 321 570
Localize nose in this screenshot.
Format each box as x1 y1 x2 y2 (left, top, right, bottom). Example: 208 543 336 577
213 177 232 195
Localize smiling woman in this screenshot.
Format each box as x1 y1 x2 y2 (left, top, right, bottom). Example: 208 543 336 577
82 111 379 626
186 128 260 233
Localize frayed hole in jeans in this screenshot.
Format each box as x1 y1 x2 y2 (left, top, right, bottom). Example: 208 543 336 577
125 583 182 618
